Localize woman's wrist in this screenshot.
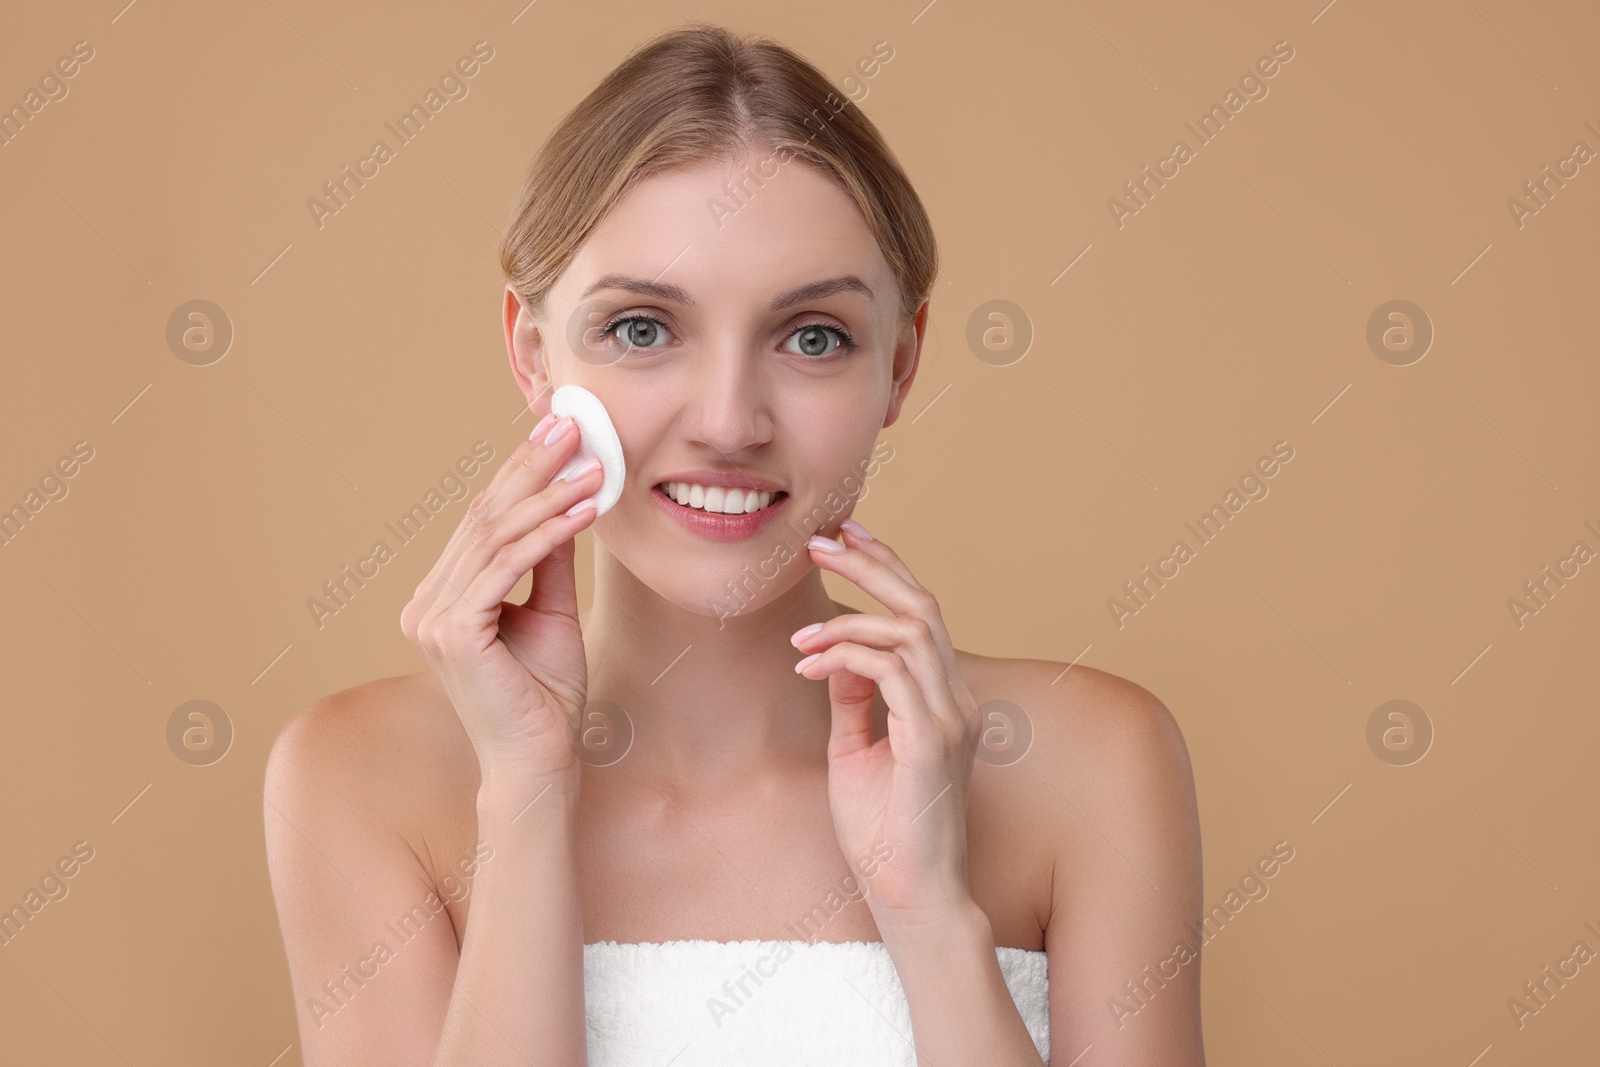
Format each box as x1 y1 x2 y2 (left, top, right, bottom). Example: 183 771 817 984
476 763 582 823
874 892 991 955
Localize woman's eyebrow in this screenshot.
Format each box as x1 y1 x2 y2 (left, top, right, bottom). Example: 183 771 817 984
768 275 874 310
579 274 874 310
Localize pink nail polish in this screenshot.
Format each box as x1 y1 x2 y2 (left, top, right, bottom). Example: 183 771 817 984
841 518 873 541
544 415 575 446
564 456 601 481
529 412 556 440
795 652 821 673
807 535 845 554
791 622 824 645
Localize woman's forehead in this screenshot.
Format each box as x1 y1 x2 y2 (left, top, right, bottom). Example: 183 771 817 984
575 158 887 281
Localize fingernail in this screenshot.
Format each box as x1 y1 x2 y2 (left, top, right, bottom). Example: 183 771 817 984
565 456 601 480
841 518 873 541
791 622 824 646
529 412 556 440
807 535 845 554
795 652 821 673
565 496 597 518
545 415 575 446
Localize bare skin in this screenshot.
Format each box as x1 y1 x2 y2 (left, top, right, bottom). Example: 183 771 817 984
267 658 1203 1064
264 150 1205 1065
309 652 1060 950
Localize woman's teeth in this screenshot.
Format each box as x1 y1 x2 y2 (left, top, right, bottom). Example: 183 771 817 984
660 482 780 515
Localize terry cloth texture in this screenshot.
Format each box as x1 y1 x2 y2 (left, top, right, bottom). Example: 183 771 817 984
582 938 1049 1065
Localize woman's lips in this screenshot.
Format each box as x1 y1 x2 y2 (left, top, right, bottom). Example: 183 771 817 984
649 484 789 542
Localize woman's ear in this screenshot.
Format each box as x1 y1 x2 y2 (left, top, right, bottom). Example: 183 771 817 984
882 297 929 429
503 286 553 411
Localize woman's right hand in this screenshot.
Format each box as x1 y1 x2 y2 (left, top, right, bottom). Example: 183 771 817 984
400 412 603 791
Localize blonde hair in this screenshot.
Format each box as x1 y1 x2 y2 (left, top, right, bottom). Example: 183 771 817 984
498 23 937 327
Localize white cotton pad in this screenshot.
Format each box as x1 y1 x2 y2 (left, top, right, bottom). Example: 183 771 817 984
549 384 626 516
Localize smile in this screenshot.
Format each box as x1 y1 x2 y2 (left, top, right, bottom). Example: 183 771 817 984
656 481 784 515
650 482 790 543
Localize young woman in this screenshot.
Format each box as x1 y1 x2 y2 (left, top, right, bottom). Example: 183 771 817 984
265 23 1205 1067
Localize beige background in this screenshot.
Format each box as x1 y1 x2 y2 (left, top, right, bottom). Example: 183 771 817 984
3 0 1597 1063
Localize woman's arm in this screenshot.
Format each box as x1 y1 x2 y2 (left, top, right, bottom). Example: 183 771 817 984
880 900 1048 1065
264 692 589 1067
792 529 1202 1062
436 773 586 1066
1041 671 1206 1066
264 693 470 1066
876 667 1206 1067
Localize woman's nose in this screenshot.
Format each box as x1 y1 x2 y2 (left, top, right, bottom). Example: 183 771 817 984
680 348 773 454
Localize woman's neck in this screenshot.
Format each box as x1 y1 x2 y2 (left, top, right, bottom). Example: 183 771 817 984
581 545 858 793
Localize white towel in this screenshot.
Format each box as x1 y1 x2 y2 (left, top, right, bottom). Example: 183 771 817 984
583 939 1049 1065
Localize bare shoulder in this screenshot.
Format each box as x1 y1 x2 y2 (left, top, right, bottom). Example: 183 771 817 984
955 653 1205 1058
264 674 490 1056
957 649 1195 785
955 649 1202 908
265 670 478 881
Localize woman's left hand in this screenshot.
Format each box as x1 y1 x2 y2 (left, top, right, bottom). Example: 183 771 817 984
791 518 983 932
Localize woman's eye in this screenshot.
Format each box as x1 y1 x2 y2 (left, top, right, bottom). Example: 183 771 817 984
598 316 855 359
784 323 855 359
601 315 672 351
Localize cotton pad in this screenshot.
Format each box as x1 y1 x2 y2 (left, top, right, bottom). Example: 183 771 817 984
549 384 626 516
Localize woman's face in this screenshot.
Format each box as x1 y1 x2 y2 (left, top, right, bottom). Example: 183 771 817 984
505 150 927 621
